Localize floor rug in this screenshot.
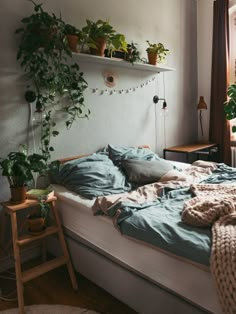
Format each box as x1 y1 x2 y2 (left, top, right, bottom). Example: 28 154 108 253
0 304 100 314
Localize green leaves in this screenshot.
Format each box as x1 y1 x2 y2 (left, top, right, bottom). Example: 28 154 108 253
52 130 59 136
224 84 236 131
0 151 47 187
146 40 169 62
15 1 90 161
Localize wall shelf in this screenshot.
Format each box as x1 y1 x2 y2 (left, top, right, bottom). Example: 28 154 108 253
72 53 175 73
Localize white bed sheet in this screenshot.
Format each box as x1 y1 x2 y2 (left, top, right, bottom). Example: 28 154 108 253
50 181 222 314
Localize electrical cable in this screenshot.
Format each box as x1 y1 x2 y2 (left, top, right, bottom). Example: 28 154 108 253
0 271 17 302
162 73 167 149
28 101 38 188
163 72 166 99
0 275 16 281
30 102 37 155
154 75 158 153
0 293 17 302
163 108 167 149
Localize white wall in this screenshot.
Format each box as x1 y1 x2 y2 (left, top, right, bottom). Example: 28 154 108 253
0 0 198 201
197 0 214 142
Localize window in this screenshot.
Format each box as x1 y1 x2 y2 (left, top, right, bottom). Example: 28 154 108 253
229 5 236 140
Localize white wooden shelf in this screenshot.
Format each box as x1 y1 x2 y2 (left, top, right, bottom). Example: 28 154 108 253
72 53 175 73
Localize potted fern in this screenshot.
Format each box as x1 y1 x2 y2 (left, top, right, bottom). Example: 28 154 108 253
146 40 169 65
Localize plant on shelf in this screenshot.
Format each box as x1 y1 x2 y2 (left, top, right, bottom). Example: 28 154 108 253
224 83 236 132
106 33 128 58
0 149 47 203
64 23 81 52
82 19 127 57
27 199 51 233
15 0 90 161
146 40 169 65
124 42 142 64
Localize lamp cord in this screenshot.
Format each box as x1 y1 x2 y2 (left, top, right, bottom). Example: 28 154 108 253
199 110 204 136
163 73 167 149
163 110 167 149
154 75 158 153
27 102 37 188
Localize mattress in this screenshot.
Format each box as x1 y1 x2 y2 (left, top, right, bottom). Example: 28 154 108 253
50 181 222 314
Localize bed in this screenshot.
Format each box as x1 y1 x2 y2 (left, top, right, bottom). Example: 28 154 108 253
47 145 236 314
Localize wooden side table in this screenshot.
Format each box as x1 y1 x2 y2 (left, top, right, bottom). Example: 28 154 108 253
0 197 78 314
163 143 218 163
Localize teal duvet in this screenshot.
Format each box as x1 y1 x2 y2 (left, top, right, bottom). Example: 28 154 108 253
105 164 236 266
53 144 236 266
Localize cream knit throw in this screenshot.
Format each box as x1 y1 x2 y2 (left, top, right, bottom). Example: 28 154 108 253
182 183 236 314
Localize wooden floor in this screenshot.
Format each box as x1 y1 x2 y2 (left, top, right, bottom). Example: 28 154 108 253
0 259 137 314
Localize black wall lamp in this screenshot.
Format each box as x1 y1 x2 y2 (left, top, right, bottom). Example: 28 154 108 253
153 95 167 109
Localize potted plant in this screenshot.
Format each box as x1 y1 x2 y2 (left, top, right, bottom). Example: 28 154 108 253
146 40 169 65
106 33 128 59
15 0 65 51
15 1 90 161
82 19 117 56
124 42 142 64
27 200 50 234
224 83 236 133
64 23 81 52
0 150 47 203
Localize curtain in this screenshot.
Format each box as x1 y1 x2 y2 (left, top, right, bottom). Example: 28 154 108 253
209 0 231 165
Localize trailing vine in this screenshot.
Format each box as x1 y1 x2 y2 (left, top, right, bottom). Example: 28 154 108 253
15 0 90 160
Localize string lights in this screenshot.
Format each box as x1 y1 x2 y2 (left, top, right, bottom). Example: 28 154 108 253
88 76 156 95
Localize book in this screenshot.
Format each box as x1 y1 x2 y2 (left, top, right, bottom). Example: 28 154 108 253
26 189 54 200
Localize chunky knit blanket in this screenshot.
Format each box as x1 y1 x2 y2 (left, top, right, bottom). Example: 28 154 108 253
182 184 236 314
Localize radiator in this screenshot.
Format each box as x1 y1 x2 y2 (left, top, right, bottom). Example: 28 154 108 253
231 146 236 167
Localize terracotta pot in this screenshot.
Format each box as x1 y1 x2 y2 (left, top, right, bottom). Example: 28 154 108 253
27 216 46 234
67 35 79 52
10 186 26 203
147 52 158 65
90 37 107 57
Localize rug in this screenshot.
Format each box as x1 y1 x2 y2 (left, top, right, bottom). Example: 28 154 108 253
0 304 100 314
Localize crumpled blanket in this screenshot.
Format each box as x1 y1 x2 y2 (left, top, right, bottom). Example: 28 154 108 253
182 183 236 314
93 161 216 215
182 183 236 227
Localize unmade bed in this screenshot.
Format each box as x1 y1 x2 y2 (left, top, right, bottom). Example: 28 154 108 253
48 184 221 314
47 145 236 314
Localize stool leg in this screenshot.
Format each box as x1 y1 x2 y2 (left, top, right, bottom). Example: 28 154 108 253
50 201 78 290
10 212 25 314
0 209 7 257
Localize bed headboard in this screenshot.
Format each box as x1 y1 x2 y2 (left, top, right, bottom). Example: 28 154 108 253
58 154 89 164
58 145 151 164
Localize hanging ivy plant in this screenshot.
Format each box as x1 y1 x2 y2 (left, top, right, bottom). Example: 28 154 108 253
15 0 90 160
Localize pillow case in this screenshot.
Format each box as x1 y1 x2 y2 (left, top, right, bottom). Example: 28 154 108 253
108 144 161 166
121 159 174 184
52 153 131 199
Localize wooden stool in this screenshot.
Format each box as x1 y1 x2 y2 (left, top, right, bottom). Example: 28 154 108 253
0 197 78 314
